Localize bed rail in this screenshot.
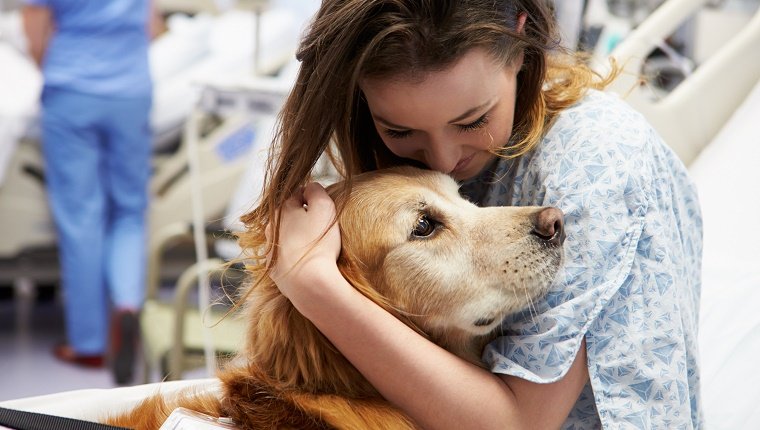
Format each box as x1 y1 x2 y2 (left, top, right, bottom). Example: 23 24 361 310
604 0 760 166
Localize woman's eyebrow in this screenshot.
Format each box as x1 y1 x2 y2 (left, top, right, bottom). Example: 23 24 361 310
372 99 494 130
447 100 492 124
373 115 408 130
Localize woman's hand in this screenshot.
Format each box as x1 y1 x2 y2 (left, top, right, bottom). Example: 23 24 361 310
267 182 343 311
21 5 54 67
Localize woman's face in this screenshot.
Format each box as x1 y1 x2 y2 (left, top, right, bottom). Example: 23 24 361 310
360 48 521 181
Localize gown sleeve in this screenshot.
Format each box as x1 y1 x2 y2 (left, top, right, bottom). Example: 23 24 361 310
483 91 702 428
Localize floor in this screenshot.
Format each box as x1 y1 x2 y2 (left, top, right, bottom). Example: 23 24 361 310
0 286 123 402
0 247 213 403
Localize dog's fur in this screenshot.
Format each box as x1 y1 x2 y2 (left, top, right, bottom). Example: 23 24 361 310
106 166 564 429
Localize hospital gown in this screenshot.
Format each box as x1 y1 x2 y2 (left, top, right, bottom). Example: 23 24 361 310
460 90 703 429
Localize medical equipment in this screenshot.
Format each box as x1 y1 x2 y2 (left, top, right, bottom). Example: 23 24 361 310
138 0 319 381
140 71 293 381
604 0 760 165
159 407 237 430
0 2 314 291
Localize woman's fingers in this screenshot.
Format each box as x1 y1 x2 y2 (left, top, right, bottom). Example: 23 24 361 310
269 182 339 256
264 182 342 299
302 182 329 204
279 183 332 215
282 186 306 212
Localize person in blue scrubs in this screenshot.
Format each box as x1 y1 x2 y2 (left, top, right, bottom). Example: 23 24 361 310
22 0 156 385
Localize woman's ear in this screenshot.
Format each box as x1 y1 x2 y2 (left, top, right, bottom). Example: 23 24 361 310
516 12 527 34
514 50 525 72
512 13 528 71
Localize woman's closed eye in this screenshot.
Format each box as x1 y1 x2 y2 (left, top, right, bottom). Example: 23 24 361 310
456 113 489 133
382 113 490 139
384 128 413 139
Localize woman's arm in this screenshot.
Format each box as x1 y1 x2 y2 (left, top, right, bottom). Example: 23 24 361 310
21 5 53 68
148 0 165 40
271 183 589 430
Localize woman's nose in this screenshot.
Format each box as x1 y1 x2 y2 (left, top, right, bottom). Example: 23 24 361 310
423 138 458 174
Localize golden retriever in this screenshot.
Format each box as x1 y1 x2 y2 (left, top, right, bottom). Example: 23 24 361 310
106 166 565 429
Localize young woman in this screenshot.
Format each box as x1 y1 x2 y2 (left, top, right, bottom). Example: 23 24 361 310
246 1 703 428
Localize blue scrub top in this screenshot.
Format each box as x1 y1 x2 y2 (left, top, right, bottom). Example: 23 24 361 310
25 0 152 97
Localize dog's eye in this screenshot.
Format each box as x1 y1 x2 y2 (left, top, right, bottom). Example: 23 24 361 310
412 215 436 238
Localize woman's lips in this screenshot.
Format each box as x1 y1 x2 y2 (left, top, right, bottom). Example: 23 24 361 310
451 153 475 174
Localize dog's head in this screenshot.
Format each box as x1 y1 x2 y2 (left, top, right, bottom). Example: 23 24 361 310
233 165 565 396
332 166 564 341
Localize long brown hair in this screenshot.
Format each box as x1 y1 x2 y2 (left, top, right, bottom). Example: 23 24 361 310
241 0 613 262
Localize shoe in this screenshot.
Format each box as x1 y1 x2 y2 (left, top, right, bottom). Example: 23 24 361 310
111 310 139 385
52 344 105 368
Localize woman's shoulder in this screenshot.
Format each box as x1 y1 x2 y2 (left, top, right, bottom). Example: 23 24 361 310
514 90 669 212
529 89 670 181
546 89 654 151
514 88 699 222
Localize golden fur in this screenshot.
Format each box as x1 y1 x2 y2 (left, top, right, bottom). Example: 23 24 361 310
106 166 563 429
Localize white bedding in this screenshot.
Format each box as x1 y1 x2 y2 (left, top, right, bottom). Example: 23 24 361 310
0 42 41 185
0 379 220 423
0 3 315 173
690 78 760 429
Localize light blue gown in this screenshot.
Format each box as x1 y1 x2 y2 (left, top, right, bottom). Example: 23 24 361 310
461 90 703 429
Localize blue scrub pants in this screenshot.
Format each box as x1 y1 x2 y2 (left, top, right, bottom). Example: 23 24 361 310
41 87 152 355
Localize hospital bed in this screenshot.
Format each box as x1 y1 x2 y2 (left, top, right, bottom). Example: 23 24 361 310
0 2 316 269
603 0 760 166
0 0 317 385
0 0 313 380
2 0 759 428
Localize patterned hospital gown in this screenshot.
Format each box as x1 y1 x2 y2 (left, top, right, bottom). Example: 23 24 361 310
460 90 703 429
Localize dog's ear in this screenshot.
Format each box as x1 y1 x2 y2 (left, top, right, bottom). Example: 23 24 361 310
326 179 351 216
337 248 388 307
337 248 430 340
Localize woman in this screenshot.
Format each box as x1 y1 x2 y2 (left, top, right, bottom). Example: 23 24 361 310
250 1 703 428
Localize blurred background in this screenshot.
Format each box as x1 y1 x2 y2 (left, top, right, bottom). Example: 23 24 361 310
0 0 759 428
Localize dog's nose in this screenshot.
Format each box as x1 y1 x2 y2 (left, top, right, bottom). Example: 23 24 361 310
531 207 565 246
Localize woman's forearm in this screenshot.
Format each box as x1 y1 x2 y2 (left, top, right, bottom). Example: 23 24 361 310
148 0 165 40
272 184 587 428
294 266 525 430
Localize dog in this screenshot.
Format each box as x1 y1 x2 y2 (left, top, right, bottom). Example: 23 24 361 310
106 165 565 429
